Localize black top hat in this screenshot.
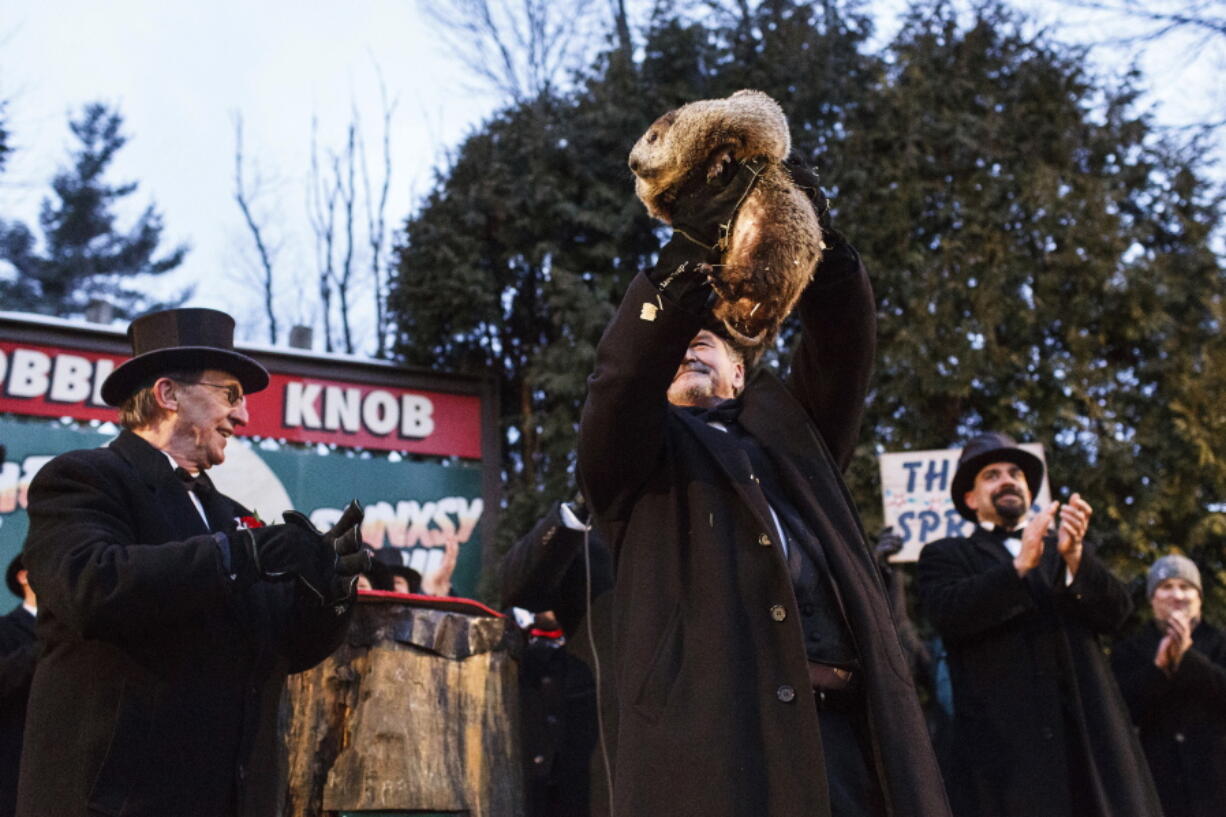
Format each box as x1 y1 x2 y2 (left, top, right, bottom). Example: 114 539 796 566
950 431 1045 522
100 308 270 406
372 550 423 594
6 553 25 600
387 564 423 594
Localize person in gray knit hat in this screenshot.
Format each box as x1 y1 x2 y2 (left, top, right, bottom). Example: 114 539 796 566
1113 553 1226 817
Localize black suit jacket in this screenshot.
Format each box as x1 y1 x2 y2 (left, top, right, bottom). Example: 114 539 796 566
0 605 34 817
19 430 352 817
579 248 951 817
917 529 1161 817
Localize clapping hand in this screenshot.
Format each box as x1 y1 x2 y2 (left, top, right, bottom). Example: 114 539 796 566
1155 608 1194 676
1056 493 1092 576
1014 501 1058 578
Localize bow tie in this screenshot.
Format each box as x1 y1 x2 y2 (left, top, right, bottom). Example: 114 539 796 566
992 525 1023 540
175 467 216 496
685 398 742 426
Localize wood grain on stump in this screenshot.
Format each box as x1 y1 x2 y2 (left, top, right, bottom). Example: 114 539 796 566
282 600 523 817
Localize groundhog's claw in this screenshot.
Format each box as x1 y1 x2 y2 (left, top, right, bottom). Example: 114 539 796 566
706 151 733 183
721 319 768 347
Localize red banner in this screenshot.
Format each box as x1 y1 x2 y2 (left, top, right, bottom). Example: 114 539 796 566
0 339 484 459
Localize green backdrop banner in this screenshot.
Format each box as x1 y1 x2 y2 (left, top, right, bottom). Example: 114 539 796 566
0 418 485 598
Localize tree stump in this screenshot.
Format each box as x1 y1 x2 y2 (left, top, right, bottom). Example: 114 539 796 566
282 599 523 816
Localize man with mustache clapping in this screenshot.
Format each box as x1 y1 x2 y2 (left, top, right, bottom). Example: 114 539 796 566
916 432 1161 817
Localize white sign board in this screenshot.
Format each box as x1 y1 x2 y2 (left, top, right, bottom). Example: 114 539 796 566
878 443 1050 562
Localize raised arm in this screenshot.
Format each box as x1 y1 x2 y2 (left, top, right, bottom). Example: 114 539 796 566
786 237 875 471
579 272 702 522
781 158 876 472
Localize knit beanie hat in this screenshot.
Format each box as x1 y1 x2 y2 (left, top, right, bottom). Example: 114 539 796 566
1147 554 1202 598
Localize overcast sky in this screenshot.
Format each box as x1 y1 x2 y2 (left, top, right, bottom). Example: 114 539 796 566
1 0 501 348
1 0 1220 353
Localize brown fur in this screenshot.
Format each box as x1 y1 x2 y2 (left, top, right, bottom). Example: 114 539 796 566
628 90 823 346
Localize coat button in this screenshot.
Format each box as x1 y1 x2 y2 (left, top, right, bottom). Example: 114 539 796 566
533 754 546 765
776 685 796 703
1174 732 1185 743
770 605 787 622
758 533 771 546
1040 726 1054 740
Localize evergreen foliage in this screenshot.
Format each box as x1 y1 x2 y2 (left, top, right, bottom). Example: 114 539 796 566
0 103 188 319
388 0 1224 616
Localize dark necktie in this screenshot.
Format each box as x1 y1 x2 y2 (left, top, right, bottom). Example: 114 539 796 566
175 467 230 532
175 467 215 495
684 398 743 425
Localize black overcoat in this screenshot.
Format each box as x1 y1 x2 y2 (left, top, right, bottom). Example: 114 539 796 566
0 605 34 817
917 529 1162 817
18 430 352 817
578 256 950 817
1113 620 1226 817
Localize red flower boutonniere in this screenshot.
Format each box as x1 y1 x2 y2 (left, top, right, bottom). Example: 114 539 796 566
236 512 265 530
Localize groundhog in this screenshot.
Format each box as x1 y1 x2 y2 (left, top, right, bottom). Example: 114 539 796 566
628 90 823 346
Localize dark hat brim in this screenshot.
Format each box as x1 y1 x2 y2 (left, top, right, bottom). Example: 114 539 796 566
101 347 270 407
6 554 24 600
951 446 1045 522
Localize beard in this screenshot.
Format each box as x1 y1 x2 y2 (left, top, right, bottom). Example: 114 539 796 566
668 362 717 406
991 487 1027 526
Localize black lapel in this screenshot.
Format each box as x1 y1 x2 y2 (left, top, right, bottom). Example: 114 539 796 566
674 409 783 551
107 430 210 537
735 370 877 578
969 526 1015 567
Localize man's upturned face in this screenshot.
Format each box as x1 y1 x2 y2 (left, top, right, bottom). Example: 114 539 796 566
170 369 249 470
667 330 745 409
964 460 1032 527
1152 578 1201 625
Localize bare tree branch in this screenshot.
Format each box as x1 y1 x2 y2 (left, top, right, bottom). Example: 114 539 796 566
307 116 339 353
358 64 397 358
419 0 601 102
231 113 279 344
330 121 358 355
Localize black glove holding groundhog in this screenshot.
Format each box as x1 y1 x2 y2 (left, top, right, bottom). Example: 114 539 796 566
783 150 856 269
647 156 767 314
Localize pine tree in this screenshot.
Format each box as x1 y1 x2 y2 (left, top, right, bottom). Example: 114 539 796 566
0 102 188 318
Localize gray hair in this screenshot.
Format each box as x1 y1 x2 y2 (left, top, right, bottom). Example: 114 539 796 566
118 370 202 430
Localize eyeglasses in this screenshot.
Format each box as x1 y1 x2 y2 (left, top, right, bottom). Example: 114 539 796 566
176 380 246 406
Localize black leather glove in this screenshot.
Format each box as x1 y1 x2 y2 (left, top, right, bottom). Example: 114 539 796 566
874 526 904 567
648 155 768 313
671 154 768 251
784 150 857 269
783 151 831 230
235 522 322 583
283 500 370 606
